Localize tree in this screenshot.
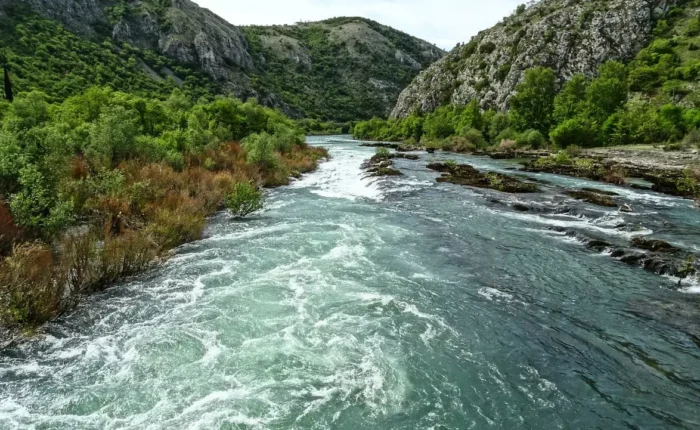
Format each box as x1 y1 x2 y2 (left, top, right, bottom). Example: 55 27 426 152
510 67 557 134
0 50 12 103
585 61 628 121
553 74 588 124
3 65 13 103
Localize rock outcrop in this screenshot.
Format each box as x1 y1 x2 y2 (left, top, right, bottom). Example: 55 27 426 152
391 0 674 118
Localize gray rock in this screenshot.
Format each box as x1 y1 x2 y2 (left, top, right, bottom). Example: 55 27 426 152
391 0 672 118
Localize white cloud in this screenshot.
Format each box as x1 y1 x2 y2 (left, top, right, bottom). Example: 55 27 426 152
192 0 525 50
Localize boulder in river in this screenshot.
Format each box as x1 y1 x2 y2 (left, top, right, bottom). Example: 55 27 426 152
631 237 680 254
565 190 617 208
427 163 538 193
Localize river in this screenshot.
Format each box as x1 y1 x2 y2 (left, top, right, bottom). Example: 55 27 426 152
1 136 699 429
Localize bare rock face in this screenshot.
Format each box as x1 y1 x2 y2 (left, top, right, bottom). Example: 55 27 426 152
391 0 674 118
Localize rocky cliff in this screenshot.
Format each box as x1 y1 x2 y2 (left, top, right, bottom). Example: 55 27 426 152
391 0 675 118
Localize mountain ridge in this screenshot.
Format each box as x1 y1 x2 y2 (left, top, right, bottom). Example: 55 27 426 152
0 0 444 120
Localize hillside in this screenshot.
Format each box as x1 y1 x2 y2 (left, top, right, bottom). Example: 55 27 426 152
0 0 444 120
355 0 700 159
391 0 675 118
243 18 445 121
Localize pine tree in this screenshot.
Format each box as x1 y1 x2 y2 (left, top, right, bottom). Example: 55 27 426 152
3 65 13 103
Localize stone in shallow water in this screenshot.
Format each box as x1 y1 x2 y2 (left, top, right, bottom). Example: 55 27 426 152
427 162 538 193
565 190 617 207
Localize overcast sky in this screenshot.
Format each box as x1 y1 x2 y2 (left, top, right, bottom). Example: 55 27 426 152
193 0 525 50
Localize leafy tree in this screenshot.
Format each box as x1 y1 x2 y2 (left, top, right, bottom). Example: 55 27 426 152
550 116 599 148
585 61 628 122
510 66 557 134
553 74 588 124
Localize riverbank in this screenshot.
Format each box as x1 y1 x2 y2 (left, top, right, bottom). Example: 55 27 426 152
0 141 328 343
359 141 700 201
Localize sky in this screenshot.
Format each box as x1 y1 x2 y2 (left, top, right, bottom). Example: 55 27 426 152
193 0 525 50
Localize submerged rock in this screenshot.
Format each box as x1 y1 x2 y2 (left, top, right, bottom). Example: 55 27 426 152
427 163 538 193
565 190 617 208
631 237 680 254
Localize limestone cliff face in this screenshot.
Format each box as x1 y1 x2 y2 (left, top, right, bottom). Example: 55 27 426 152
391 0 675 118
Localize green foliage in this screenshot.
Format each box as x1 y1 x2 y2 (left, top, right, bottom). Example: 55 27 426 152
516 129 547 148
510 67 557 134
585 61 628 121
375 147 391 158
550 116 599 148
241 17 442 121
242 132 280 169
553 74 588 124
9 164 73 238
226 182 263 218
0 87 306 239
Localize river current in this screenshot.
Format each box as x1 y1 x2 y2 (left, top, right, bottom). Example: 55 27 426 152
1 136 699 429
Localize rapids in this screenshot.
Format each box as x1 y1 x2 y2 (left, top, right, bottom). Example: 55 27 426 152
1 136 699 429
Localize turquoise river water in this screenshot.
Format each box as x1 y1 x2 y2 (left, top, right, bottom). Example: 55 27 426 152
1 136 700 429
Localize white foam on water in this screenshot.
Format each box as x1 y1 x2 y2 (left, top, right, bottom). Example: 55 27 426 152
478 287 514 301
497 209 653 239
290 147 383 201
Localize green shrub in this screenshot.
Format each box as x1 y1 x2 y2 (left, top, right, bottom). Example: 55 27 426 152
459 128 487 148
516 129 547 148
242 132 279 169
225 182 263 218
479 42 497 54
685 17 700 37
375 147 391 158
510 67 557 134
550 116 599 148
9 165 73 239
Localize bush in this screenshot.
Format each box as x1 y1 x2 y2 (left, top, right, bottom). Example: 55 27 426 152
9 165 74 239
225 182 263 218
685 17 700 37
682 129 700 148
459 128 487 148
550 116 599 148
375 147 391 159
516 129 547 148
242 132 279 169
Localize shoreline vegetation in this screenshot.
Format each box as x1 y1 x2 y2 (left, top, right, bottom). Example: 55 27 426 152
0 87 327 333
352 60 700 201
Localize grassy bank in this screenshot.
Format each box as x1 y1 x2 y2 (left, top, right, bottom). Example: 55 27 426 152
0 87 327 330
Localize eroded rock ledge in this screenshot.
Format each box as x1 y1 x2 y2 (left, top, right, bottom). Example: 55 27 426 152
427 163 538 193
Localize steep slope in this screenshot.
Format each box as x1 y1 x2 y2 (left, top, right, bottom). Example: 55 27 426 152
392 0 674 118
0 3 219 102
0 0 444 120
243 18 445 121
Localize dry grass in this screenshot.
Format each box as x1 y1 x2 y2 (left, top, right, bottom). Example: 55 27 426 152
0 202 22 257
